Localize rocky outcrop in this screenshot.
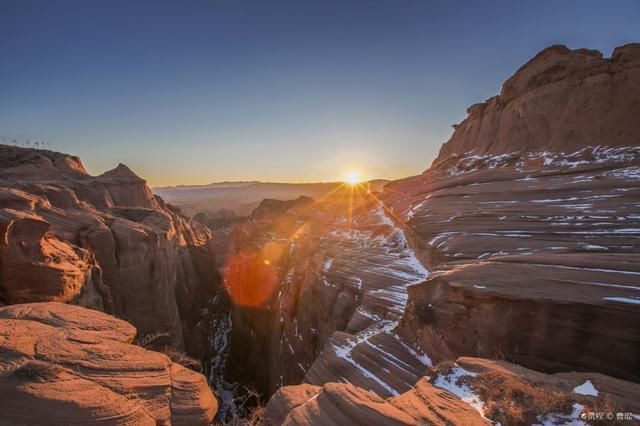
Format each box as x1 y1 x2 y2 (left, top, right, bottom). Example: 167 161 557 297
435 43 640 164
266 379 487 425
222 191 431 402
0 145 219 354
267 356 640 425
0 302 217 425
383 44 640 383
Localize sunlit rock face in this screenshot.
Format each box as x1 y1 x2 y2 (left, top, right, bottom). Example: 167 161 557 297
265 379 488 426
0 145 220 355
222 191 432 399
435 43 640 164
0 302 217 425
267 356 640 425
383 43 640 382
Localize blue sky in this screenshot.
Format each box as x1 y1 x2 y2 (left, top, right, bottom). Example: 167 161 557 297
1 0 638 185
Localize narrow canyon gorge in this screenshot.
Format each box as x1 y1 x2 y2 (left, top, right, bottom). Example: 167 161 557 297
1 43 640 425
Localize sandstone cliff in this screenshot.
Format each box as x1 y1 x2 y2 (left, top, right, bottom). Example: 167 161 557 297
0 302 217 425
0 145 220 355
382 43 640 382
435 43 640 164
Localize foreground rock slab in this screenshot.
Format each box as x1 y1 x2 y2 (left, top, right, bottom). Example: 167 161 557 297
268 356 640 425
0 302 217 425
266 379 488 426
266 378 490 425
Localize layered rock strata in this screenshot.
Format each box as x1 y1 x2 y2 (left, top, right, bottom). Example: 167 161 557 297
267 356 640 425
0 145 219 354
383 44 640 382
223 194 431 401
0 302 217 425
264 42 640 424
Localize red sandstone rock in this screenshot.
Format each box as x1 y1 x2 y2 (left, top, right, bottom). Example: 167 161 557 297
435 43 640 165
266 378 488 425
0 302 217 425
382 44 640 383
224 194 432 397
0 145 219 353
268 356 640 425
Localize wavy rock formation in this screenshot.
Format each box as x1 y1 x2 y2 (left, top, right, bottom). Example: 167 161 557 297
383 44 640 382
223 194 431 402
0 302 217 425
266 379 487 425
268 356 640 425
0 145 219 354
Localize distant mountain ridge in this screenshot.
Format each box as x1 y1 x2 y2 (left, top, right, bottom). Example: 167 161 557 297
154 178 389 190
154 179 390 216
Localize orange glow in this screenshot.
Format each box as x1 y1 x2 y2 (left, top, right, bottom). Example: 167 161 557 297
344 170 361 185
220 179 411 308
223 249 280 307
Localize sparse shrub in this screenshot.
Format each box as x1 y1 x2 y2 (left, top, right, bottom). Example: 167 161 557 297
136 331 171 348
162 346 202 371
473 370 572 425
11 361 60 382
216 387 266 426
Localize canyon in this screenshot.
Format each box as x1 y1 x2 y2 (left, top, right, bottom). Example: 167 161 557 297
1 42 640 425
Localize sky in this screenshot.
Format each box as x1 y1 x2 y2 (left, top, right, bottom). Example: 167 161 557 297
1 1 639 186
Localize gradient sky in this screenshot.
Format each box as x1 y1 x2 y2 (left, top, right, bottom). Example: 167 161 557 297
1 1 639 186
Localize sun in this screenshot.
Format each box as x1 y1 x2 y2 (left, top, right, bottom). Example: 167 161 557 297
344 170 361 185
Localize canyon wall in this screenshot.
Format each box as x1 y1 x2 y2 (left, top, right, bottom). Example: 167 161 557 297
383 43 640 382
435 43 640 164
0 145 220 355
222 194 432 403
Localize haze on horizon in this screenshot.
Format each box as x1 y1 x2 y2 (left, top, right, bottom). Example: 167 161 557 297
1 0 638 186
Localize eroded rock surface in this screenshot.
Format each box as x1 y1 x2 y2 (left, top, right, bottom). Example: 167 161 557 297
0 145 219 354
0 302 217 425
383 44 640 382
435 43 640 163
223 193 431 401
266 378 487 426
268 356 640 425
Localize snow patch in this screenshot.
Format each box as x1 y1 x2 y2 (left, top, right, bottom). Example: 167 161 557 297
534 403 587 426
573 380 598 397
323 258 333 271
433 365 484 414
604 297 640 305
